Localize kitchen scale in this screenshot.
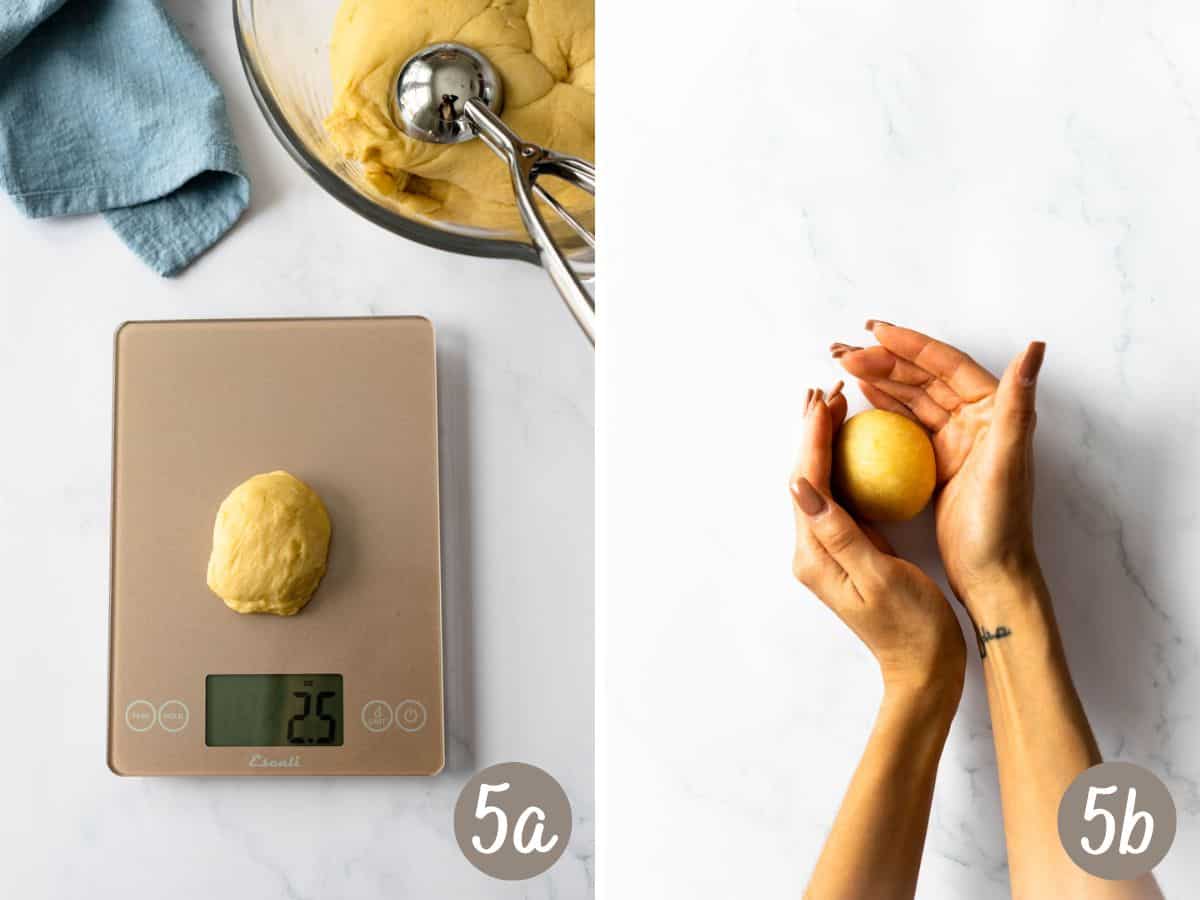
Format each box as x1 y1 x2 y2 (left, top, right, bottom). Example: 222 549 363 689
107 318 445 776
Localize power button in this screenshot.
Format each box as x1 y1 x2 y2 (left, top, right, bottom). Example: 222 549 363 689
394 700 427 733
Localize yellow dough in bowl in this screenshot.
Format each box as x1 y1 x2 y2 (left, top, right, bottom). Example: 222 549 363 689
206 471 332 616
832 410 937 523
324 0 594 231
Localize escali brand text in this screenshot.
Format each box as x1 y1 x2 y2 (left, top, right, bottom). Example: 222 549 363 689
248 753 303 769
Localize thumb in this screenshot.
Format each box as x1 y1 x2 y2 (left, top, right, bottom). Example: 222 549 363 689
790 477 886 592
992 341 1045 455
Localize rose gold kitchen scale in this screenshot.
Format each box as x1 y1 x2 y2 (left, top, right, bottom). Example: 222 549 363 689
107 318 444 776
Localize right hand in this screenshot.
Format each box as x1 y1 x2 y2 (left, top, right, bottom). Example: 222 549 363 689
832 322 1046 613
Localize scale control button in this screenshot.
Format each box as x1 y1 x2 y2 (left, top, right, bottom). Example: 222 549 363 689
125 700 156 732
395 700 427 733
361 700 394 733
157 700 189 733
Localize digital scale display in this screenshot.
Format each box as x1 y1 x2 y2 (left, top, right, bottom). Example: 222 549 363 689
206 674 344 747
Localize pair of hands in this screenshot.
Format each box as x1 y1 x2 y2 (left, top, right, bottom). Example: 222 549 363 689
789 321 1046 699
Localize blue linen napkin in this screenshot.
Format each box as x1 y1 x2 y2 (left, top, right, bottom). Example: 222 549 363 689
0 0 249 275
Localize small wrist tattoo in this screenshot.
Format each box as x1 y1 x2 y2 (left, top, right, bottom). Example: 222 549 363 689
976 625 1012 659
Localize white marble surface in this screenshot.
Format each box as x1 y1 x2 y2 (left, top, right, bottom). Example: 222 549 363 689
0 5 592 899
603 0 1200 896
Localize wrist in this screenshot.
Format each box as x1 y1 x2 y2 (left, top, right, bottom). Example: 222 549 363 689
964 568 1066 666
957 561 1050 621
878 678 960 748
882 657 964 728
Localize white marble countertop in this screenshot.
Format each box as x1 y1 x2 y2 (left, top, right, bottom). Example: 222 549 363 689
0 5 593 898
603 1 1200 897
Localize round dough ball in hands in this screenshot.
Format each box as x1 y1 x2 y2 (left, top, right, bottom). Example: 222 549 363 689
832 410 936 522
206 471 332 616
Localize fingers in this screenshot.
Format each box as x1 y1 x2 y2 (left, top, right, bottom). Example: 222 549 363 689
864 320 998 401
790 477 885 594
790 384 871 605
835 344 963 412
851 374 951 431
796 383 843 493
835 343 932 388
992 341 1044 457
855 379 920 423
827 381 848 430
790 415 849 602
832 326 985 430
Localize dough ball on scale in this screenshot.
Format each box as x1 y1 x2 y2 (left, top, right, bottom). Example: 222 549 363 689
206 471 332 616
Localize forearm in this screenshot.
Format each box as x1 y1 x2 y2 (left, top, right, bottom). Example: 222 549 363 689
806 683 958 900
972 570 1160 899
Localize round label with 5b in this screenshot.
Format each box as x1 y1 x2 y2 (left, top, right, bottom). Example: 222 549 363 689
1058 761 1176 880
453 762 572 880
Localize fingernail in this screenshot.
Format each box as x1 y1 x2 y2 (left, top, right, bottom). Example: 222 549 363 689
803 388 813 413
828 379 844 399
813 388 824 408
1019 341 1046 386
865 319 894 331
830 343 862 358
791 477 828 516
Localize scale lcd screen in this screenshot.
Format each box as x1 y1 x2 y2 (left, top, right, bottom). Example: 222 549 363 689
206 674 344 747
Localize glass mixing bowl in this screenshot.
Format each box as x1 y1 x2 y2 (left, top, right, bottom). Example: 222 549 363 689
232 0 593 274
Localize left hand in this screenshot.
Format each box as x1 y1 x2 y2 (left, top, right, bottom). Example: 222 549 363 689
789 384 966 695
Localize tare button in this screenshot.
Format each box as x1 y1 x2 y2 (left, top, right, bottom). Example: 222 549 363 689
124 700 156 732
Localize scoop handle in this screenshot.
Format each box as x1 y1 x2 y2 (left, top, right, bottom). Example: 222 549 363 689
465 99 595 345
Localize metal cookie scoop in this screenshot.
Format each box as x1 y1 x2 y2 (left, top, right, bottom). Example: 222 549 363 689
393 43 596 344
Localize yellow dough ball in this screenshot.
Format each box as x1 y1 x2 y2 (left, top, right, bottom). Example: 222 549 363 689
206 471 332 616
833 410 936 522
